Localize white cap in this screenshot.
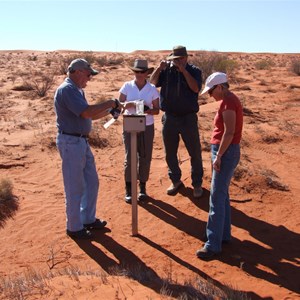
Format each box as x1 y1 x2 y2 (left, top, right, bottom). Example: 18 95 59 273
201 72 228 95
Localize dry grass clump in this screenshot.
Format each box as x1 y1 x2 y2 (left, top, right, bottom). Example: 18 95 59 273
261 134 283 144
291 59 300 75
191 52 238 82
0 178 18 228
261 170 289 191
0 266 110 300
254 59 275 70
0 178 13 201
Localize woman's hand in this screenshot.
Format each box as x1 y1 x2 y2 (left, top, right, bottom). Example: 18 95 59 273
124 102 136 109
213 155 221 172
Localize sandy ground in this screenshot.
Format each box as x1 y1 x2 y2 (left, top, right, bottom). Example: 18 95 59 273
0 50 299 299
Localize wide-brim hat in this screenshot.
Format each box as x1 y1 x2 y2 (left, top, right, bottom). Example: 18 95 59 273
68 58 99 75
201 72 228 95
166 45 192 60
129 59 154 73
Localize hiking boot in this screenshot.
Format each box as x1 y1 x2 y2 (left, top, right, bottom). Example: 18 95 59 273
193 186 203 198
196 247 217 260
167 181 183 195
66 228 92 240
84 218 107 230
125 181 132 204
138 182 147 201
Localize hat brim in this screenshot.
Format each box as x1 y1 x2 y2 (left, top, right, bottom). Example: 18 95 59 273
90 69 99 76
200 86 211 95
166 54 192 60
129 67 154 74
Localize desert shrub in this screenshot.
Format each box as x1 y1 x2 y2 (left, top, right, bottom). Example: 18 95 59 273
254 59 275 70
191 52 238 82
261 135 282 144
291 59 300 75
108 54 125 66
22 72 55 97
261 170 289 191
58 52 98 75
96 55 108 67
0 178 13 201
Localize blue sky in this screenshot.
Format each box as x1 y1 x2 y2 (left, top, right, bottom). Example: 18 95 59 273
0 0 299 54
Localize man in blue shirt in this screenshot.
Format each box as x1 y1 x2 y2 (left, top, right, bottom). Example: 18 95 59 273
150 46 204 198
54 58 122 239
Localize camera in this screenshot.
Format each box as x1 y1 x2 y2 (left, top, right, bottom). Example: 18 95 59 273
109 107 121 119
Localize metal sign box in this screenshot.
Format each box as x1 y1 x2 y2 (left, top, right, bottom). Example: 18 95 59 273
123 115 146 132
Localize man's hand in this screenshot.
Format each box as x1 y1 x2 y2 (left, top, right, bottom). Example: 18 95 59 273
173 58 186 72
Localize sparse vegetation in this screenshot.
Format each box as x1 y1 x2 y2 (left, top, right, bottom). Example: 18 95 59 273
254 59 275 70
0 178 13 201
261 170 289 191
291 59 300 75
0 178 18 229
0 50 298 300
191 52 238 82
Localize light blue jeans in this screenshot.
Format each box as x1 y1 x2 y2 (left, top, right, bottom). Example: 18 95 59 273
205 144 240 253
56 133 99 232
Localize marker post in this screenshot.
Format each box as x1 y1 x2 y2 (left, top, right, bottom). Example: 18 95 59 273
123 114 146 236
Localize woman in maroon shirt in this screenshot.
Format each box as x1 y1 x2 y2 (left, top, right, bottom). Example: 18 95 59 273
196 72 243 259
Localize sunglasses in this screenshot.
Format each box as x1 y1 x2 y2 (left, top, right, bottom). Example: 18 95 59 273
80 70 92 78
208 85 218 95
134 70 147 74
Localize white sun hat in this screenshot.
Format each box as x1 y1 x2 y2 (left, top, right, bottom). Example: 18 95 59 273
201 72 228 95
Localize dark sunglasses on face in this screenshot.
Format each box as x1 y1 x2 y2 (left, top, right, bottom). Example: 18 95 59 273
80 70 92 78
134 70 147 74
208 85 218 95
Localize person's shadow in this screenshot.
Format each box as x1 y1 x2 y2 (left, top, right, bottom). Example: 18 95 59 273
182 186 300 295
74 230 212 298
221 205 300 295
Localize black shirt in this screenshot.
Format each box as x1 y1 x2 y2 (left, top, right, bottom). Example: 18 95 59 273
156 63 202 116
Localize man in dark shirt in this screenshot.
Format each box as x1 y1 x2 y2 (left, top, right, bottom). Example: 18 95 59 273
150 46 204 198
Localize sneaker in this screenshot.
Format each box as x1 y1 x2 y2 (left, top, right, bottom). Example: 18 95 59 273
196 247 217 260
66 229 92 240
125 194 132 204
167 181 183 195
193 186 203 198
84 218 107 230
125 182 132 204
138 192 147 202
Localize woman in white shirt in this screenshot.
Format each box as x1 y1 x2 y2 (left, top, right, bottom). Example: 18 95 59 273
119 59 160 203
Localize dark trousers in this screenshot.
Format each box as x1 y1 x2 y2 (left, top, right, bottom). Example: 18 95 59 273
162 112 203 187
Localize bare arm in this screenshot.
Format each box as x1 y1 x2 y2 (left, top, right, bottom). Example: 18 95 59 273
150 61 167 85
174 60 199 93
80 99 118 120
146 98 160 115
213 110 236 172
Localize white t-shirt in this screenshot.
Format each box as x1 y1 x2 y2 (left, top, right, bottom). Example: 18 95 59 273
119 80 159 126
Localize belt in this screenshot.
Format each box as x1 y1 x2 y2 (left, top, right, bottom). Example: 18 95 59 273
59 131 89 138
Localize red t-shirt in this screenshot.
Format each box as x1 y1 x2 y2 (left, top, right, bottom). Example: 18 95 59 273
211 92 243 144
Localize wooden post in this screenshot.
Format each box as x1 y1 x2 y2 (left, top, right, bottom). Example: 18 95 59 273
130 131 138 236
